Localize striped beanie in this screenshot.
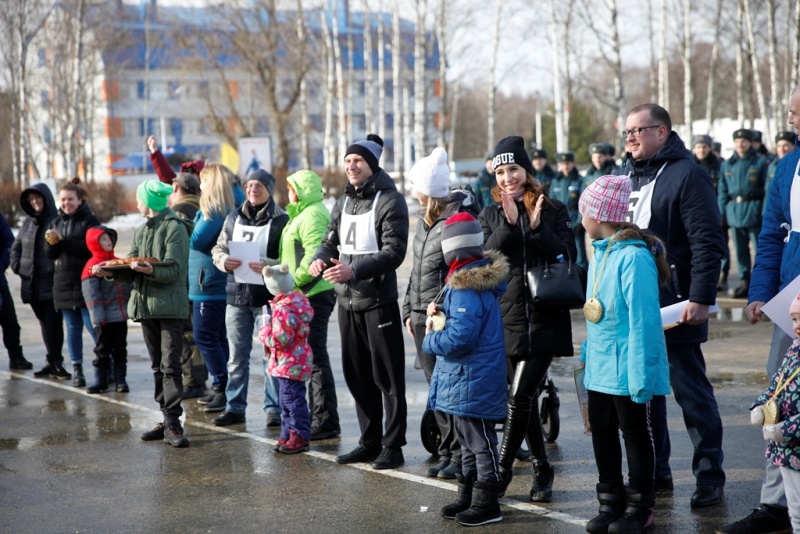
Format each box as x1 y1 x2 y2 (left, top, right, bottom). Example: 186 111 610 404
578 174 631 223
441 212 484 266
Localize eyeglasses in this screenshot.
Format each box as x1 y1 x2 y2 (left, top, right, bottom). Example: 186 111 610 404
621 125 662 138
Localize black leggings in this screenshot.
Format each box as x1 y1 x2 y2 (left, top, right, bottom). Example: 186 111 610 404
499 355 554 469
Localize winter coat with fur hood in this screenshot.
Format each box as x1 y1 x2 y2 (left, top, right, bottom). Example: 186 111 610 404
10 183 59 303
423 252 509 421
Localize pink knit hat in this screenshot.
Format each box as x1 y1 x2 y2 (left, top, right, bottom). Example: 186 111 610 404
578 175 632 223
790 292 800 315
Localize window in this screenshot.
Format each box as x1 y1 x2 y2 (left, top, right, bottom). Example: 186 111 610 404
43 126 51 144
37 48 46 67
384 80 393 97
385 113 394 129
170 118 183 137
168 81 182 100
139 118 155 136
137 81 148 100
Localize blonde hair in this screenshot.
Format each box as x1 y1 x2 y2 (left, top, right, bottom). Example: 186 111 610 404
423 196 449 227
199 164 235 220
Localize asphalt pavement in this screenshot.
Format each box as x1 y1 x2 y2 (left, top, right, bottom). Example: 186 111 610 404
0 223 779 534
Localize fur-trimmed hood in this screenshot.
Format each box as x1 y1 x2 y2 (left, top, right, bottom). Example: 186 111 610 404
447 250 509 295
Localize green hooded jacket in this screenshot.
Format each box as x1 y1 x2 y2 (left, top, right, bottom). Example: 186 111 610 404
280 170 335 298
113 208 193 321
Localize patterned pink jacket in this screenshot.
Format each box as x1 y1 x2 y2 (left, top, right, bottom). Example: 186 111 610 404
258 290 314 381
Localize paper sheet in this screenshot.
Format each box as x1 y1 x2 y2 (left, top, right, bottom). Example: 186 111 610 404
661 300 720 330
761 273 800 338
228 241 263 285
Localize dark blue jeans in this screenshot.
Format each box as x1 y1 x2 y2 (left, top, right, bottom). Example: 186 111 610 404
651 343 725 487
193 300 228 388
279 377 310 442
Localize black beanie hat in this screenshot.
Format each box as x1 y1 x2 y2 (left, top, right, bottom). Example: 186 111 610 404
492 136 534 175
345 133 384 173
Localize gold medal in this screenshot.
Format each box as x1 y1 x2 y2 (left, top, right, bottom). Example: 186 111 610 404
763 398 779 425
583 297 603 323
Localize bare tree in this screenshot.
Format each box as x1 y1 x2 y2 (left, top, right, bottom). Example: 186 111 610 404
658 0 669 108
550 0 565 152
487 0 501 150
363 1 375 133
793 0 800 94
736 0 745 124
680 0 692 140
436 0 447 148
392 0 403 174
704 0 724 129
331 7 348 162
377 0 387 140
322 8 336 170
767 0 780 129
743 0 771 140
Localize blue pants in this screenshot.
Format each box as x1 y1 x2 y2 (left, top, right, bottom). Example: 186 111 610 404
224 305 279 416
62 306 97 365
193 300 228 388
651 343 725 487
454 416 501 484
278 377 310 441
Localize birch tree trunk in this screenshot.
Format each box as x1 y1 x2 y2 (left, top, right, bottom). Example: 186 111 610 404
448 80 459 158
346 21 355 142
332 9 348 162
436 0 447 148
658 0 669 108
298 2 310 169
402 85 411 190
392 0 403 174
743 0 771 140
363 4 375 133
793 0 800 94
681 0 692 141
767 0 780 132
736 0 745 125
704 0 723 129
321 9 336 170
413 0 427 162
66 0 85 178
608 0 625 140
551 4 565 153
377 0 386 140
487 0 501 151
559 0 575 149
647 0 658 102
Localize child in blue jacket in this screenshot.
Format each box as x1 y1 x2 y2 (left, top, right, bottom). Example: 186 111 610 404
578 175 671 534
423 212 509 527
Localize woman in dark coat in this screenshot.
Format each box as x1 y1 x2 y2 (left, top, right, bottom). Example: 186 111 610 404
45 179 100 387
10 183 69 379
479 136 576 503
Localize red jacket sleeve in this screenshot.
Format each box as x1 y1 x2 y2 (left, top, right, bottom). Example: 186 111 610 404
149 150 176 184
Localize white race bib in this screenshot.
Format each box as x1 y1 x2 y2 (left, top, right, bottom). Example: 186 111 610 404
231 218 273 261
626 163 668 229
339 191 381 255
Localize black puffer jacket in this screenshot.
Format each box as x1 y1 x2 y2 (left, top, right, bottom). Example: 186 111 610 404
313 169 409 312
10 184 59 303
479 197 576 359
212 198 288 307
46 200 100 310
403 189 480 325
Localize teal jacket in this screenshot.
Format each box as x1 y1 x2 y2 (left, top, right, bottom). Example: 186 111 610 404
113 209 193 321
548 167 584 231
280 170 334 298
718 148 767 228
580 229 670 403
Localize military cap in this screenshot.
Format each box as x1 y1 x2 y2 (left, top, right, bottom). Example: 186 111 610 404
691 134 713 147
752 130 763 143
713 142 722 152
531 149 548 160
556 151 575 163
733 129 754 141
775 131 796 144
603 143 616 157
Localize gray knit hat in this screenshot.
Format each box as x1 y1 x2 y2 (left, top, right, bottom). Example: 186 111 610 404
247 169 276 195
691 134 713 148
441 212 484 266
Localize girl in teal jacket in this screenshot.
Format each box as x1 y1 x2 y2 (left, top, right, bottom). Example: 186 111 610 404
578 175 671 534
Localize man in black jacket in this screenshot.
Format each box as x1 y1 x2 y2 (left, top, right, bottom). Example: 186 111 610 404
0 211 31 371
310 134 409 470
616 104 727 508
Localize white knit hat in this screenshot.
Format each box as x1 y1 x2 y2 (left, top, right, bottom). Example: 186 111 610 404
408 147 450 198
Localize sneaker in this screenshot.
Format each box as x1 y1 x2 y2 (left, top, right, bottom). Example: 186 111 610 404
335 444 382 464
163 423 189 448
715 505 792 534
372 447 404 470
427 458 450 477
437 461 461 480
279 430 310 454
181 386 205 399
33 364 54 377
266 410 281 427
213 411 246 426
50 364 72 381
309 426 341 441
115 383 129 393
197 392 216 405
141 422 165 441
203 392 227 413
9 357 33 370
690 485 723 508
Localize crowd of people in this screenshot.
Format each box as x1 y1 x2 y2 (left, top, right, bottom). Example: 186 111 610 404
2 97 800 532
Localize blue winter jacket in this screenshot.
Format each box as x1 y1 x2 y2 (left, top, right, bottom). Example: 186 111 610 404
189 210 228 302
580 229 670 403
749 140 800 304
616 131 726 345
423 252 510 421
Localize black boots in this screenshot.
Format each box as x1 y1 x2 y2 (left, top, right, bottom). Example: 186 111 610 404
72 364 85 387
9 356 33 370
441 474 474 519
50 361 72 380
586 483 627 533
716 272 728 293
732 277 749 299
202 385 227 413
86 366 109 394
113 363 128 393
531 460 554 502
607 488 654 534
455 481 503 526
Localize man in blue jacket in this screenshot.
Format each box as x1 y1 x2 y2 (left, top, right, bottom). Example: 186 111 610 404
717 88 800 534
616 103 727 509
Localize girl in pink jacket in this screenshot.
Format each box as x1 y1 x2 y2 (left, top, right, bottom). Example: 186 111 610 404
259 264 314 453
